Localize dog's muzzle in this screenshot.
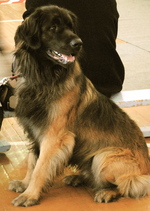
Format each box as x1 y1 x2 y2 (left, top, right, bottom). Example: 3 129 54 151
47 38 82 65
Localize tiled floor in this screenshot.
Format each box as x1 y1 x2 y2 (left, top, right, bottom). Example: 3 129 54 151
0 1 150 210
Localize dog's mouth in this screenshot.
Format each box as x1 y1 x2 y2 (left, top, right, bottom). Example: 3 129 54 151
47 50 75 65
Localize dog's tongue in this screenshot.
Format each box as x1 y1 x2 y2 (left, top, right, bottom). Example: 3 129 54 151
61 54 75 63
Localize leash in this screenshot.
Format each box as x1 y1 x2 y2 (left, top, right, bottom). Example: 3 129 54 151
0 74 22 86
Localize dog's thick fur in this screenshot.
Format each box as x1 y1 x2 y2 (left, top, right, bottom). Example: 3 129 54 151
9 5 150 207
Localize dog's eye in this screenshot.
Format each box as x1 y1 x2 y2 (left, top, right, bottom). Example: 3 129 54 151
49 25 57 32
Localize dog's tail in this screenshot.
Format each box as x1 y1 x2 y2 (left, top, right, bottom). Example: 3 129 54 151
116 174 150 198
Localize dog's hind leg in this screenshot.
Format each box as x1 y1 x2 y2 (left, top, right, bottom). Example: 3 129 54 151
11 131 75 207
91 147 148 203
9 152 38 193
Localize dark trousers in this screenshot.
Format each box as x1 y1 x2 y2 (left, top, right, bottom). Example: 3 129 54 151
23 0 125 97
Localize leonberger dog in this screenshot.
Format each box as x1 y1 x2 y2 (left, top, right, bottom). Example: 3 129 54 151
9 5 150 207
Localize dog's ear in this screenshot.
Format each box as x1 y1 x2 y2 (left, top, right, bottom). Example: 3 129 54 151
15 9 42 49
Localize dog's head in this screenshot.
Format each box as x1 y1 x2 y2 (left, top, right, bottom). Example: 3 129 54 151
15 5 82 66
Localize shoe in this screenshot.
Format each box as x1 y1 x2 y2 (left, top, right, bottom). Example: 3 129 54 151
0 140 11 153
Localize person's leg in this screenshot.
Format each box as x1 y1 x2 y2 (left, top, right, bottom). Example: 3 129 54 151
23 0 125 97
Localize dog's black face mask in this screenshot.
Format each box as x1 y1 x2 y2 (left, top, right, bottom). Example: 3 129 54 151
15 5 83 67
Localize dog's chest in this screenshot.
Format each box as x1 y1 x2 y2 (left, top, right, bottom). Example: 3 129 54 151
17 80 80 129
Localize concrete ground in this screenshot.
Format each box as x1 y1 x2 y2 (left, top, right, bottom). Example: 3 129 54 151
117 0 150 91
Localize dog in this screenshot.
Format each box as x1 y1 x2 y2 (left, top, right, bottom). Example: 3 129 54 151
9 5 150 207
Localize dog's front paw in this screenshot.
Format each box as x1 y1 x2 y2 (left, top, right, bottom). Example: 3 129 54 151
9 180 27 193
63 175 83 187
94 189 121 203
12 193 40 207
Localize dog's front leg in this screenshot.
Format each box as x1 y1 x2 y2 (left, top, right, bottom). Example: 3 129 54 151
9 152 38 193
11 131 75 207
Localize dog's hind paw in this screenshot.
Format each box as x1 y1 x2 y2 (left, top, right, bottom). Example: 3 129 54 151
63 175 83 187
12 193 40 207
94 189 121 203
9 180 27 193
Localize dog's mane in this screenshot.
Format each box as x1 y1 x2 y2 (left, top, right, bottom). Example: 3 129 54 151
15 44 70 85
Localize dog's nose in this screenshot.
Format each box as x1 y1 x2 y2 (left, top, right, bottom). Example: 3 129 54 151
70 38 83 49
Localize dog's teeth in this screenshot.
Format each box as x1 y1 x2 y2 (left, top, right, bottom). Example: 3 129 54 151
53 50 58 55
53 51 62 57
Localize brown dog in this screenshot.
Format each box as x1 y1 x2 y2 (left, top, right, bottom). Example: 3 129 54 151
9 5 150 207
